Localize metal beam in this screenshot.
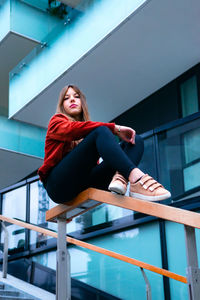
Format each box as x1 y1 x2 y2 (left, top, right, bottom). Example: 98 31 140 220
56 216 71 300
184 225 200 300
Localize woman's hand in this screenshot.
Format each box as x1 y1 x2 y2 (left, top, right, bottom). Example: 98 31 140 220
115 125 136 144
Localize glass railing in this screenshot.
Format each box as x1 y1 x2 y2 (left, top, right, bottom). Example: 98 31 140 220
8 0 95 80
0 115 46 157
0 0 89 42
0 0 10 41
1 185 26 251
9 0 147 118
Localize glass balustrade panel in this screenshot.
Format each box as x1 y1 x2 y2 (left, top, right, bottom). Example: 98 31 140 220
1 185 26 251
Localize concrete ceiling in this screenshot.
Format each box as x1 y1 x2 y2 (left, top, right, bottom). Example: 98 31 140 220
0 148 42 190
0 32 39 115
12 0 200 128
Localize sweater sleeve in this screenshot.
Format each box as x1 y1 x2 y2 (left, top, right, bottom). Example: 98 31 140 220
48 114 115 142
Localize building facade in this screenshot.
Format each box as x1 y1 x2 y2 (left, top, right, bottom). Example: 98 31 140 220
0 0 200 299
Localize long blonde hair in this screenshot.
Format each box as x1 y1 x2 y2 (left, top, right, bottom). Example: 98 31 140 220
56 85 90 121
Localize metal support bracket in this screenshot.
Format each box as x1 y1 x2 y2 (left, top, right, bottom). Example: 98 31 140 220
184 225 200 300
56 216 71 300
1 221 8 279
140 267 152 300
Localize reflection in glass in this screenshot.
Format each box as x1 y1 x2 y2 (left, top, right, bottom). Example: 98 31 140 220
165 221 188 299
30 181 57 247
183 128 200 164
75 202 133 230
183 162 200 192
157 118 200 200
2 186 26 250
180 76 199 118
183 128 200 191
138 135 157 180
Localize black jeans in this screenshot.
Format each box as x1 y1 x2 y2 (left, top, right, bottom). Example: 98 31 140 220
45 126 144 203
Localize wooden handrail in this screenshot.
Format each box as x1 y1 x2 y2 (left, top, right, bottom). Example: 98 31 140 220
0 215 187 284
67 236 187 284
0 215 58 238
46 188 200 229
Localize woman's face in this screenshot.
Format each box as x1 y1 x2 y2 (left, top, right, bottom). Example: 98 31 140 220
63 87 82 120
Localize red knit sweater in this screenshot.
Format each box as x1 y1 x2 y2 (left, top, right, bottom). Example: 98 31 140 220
38 113 115 182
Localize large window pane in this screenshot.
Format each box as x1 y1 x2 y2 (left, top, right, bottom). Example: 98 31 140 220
138 135 157 179
2 186 26 250
183 162 200 192
183 127 200 164
165 221 188 299
29 180 88 244
74 201 133 230
30 181 57 247
180 76 199 117
157 118 200 200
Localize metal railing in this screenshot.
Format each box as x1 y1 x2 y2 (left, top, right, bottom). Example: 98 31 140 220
46 188 200 300
0 213 188 300
1 186 200 299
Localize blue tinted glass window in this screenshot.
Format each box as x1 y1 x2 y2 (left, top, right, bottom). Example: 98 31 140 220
32 221 164 300
183 128 200 164
165 221 188 299
157 118 200 199
182 128 200 191
30 181 57 247
2 186 26 250
180 76 199 117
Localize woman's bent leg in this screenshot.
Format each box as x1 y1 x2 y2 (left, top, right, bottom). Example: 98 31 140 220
88 135 144 191
45 126 141 203
120 135 144 167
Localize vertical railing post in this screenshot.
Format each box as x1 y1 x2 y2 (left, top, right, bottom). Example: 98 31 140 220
140 267 152 300
56 215 71 300
1 221 8 278
184 225 200 300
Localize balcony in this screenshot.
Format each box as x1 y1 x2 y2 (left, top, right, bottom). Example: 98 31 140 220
8 0 150 127
7 0 200 129
0 115 46 189
0 0 77 116
0 0 71 188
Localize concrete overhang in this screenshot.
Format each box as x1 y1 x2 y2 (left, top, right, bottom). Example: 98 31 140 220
10 0 200 128
0 148 42 190
0 33 45 188
0 115 46 189
0 32 39 115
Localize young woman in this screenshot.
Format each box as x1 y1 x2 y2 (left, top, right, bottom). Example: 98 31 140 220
38 85 171 203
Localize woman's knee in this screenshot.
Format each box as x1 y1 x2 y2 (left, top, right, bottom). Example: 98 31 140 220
92 125 113 137
120 134 144 149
